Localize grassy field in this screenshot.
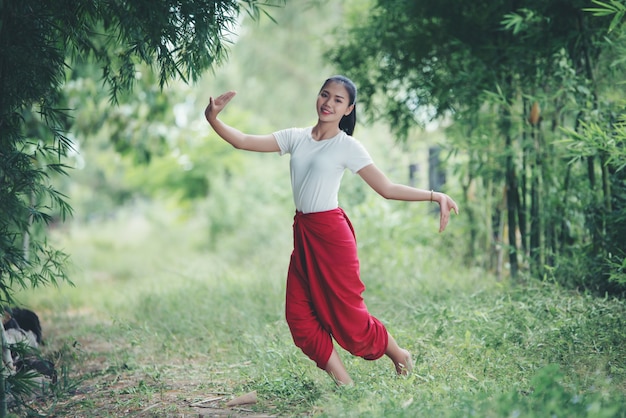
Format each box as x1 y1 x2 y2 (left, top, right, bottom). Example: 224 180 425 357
11 189 626 417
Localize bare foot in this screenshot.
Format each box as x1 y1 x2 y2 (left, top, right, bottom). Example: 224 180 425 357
393 349 413 376
385 333 413 376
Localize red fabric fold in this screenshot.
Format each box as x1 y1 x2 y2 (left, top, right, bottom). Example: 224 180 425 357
285 208 388 369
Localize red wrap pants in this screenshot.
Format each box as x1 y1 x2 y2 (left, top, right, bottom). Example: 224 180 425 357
285 208 388 369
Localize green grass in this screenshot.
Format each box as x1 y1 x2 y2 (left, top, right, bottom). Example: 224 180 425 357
14 195 626 417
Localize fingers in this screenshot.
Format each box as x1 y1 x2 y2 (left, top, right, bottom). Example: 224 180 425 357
438 195 458 232
207 91 236 109
450 199 459 215
204 97 214 122
216 91 237 105
446 196 460 216
439 210 449 232
445 195 459 216
206 91 236 122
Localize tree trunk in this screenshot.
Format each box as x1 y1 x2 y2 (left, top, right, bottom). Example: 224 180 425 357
600 152 612 214
530 172 541 273
560 164 572 252
505 132 519 278
519 149 528 255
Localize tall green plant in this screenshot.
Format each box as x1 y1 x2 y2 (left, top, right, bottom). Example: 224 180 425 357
569 0 626 293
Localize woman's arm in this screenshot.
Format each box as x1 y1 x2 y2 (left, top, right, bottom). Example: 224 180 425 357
205 91 280 153
358 164 459 232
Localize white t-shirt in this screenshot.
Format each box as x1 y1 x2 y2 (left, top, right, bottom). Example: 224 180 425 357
274 127 373 214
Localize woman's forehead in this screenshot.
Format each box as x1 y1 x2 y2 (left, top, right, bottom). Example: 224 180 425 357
321 81 350 96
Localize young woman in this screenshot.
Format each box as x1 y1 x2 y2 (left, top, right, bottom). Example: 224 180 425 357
204 75 459 385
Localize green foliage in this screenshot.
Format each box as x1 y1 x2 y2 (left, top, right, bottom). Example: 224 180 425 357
586 0 626 32
458 364 626 418
0 0 286 413
329 0 626 294
556 101 626 293
0 0 75 304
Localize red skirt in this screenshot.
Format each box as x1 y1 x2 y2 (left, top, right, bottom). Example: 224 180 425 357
285 208 388 369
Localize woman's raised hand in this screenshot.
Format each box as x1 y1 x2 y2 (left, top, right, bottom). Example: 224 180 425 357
205 91 237 122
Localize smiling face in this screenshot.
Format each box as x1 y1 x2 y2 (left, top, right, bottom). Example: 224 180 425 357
316 81 355 125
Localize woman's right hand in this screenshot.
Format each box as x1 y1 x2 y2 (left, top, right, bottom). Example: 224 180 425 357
204 91 237 123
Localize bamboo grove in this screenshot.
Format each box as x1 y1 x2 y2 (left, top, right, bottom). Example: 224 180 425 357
330 0 626 294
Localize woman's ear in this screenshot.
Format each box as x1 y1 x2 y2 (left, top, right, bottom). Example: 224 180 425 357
345 104 355 116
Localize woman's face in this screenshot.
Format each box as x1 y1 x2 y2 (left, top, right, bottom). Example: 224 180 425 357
316 81 354 124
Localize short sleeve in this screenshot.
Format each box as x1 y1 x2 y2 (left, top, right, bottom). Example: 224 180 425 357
273 128 296 155
345 138 373 174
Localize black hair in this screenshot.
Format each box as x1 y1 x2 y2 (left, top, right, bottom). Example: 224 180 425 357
322 75 357 136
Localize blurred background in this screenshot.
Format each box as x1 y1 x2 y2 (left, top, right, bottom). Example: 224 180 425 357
20 0 450 313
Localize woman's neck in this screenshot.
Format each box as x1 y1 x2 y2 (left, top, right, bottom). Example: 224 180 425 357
311 123 341 141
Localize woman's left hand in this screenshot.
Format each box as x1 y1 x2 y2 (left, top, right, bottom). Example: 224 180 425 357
436 193 459 232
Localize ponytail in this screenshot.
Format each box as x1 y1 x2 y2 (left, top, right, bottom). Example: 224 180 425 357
339 104 357 136
322 75 357 136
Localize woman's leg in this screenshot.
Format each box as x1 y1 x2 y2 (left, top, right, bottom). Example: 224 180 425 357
385 332 413 375
324 347 353 385
326 333 410 385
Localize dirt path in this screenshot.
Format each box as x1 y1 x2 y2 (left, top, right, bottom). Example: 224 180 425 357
15 314 280 417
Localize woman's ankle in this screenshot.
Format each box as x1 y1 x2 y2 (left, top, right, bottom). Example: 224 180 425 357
324 348 352 385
